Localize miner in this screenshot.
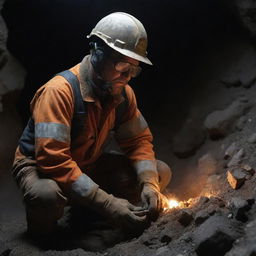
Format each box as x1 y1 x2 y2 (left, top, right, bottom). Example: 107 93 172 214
12 12 172 238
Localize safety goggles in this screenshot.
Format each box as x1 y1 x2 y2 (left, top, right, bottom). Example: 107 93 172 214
114 61 142 78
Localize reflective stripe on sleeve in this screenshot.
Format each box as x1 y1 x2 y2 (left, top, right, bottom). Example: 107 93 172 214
35 122 71 143
71 174 99 203
133 159 157 174
115 113 148 140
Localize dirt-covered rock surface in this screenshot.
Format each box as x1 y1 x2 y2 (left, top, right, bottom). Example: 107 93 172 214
1 39 256 256
2 1 256 256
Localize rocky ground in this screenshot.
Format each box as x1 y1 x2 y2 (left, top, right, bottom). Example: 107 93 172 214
2 1 256 256
0 34 256 256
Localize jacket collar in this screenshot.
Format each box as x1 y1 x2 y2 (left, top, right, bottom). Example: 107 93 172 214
79 55 96 102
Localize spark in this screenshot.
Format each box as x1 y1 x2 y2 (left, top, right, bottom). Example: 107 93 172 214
164 198 180 211
168 199 180 208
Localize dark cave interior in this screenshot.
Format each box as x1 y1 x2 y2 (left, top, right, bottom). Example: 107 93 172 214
2 0 246 128
2 2 256 255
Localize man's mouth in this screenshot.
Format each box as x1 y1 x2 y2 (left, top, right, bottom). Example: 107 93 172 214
112 80 128 85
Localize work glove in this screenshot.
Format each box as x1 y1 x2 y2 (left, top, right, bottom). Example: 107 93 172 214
141 182 166 221
137 169 164 221
91 188 148 229
71 174 148 230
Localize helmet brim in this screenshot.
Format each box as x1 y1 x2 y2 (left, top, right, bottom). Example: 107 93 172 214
87 33 153 65
110 45 153 65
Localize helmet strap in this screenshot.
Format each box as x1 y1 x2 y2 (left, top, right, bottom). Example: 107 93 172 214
90 42 107 75
89 52 112 101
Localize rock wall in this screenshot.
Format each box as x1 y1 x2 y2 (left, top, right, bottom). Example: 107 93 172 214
2 1 256 256
233 0 256 40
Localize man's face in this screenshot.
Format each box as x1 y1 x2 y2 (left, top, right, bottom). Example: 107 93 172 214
100 52 140 95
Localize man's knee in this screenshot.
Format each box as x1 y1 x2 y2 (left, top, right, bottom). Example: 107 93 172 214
156 160 172 191
24 179 67 236
24 179 66 216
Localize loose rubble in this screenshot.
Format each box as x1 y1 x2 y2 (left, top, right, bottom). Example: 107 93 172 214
227 148 245 168
227 167 247 189
204 97 251 139
2 1 256 256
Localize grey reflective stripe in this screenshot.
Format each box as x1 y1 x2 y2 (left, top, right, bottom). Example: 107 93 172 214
71 174 98 199
115 113 148 140
35 122 71 143
133 160 157 174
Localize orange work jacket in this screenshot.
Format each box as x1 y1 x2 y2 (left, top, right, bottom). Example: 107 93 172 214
15 55 156 193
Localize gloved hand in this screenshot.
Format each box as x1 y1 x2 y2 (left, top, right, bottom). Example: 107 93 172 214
141 182 165 221
92 188 148 229
71 174 148 230
135 167 164 221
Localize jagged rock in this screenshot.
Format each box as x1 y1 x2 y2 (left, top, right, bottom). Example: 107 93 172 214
227 197 251 222
178 210 194 227
196 231 234 256
224 142 237 160
193 215 242 256
0 54 26 112
160 235 172 245
172 118 206 158
236 116 247 131
237 64 256 88
0 2 18 112
209 196 226 208
233 0 256 40
227 167 247 189
241 164 255 178
226 164 254 190
225 219 256 256
196 196 210 206
220 59 256 88
0 0 26 112
195 208 215 226
140 223 175 250
247 133 256 143
195 211 210 226
198 153 217 177
185 196 210 211
143 237 159 249
0 240 11 256
227 148 245 168
155 245 169 255
181 232 192 243
247 198 255 206
194 198 225 226
204 97 251 139
220 75 241 87
241 74 256 88
44 249 96 256
0 10 8 69
228 197 248 209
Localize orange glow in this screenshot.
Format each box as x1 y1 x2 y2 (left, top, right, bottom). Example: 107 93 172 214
163 194 214 212
168 199 180 208
164 198 180 211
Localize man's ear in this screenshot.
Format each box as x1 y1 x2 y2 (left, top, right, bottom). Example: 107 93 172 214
90 42 105 70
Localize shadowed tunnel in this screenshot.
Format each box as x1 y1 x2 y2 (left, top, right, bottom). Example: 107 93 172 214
2 0 256 255
3 0 242 126
0 0 249 210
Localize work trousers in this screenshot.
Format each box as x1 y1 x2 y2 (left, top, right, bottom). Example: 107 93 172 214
12 152 172 236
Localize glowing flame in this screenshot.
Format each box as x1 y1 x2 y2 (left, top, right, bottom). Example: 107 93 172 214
168 199 180 208
163 197 180 211
162 194 214 213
